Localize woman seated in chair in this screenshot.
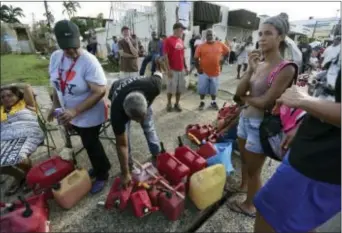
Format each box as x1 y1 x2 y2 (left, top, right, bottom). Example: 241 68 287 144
0 84 44 195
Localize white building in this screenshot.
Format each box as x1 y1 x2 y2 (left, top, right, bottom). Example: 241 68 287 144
291 17 340 40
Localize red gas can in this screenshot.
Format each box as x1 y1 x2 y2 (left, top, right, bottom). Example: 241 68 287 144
174 137 207 175
0 194 49 233
159 182 186 221
186 124 213 141
147 177 169 206
26 156 74 199
156 142 190 185
197 141 217 159
104 177 133 211
217 103 238 121
130 189 158 218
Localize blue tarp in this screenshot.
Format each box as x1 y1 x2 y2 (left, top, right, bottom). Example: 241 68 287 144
207 141 235 176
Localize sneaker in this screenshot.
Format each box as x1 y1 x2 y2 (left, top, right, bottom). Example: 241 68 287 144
174 104 182 112
90 179 107 194
211 102 219 110
166 103 172 112
198 102 205 111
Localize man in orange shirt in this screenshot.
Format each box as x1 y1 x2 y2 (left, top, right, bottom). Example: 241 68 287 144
194 29 230 110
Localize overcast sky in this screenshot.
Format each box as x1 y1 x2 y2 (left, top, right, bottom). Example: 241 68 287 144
2 0 341 25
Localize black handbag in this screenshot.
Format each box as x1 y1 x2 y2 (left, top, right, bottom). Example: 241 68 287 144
259 111 283 161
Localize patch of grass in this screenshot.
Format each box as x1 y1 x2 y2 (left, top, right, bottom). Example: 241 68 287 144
1 54 50 86
102 62 120 73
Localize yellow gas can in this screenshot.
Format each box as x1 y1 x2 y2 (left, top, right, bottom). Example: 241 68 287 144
188 164 226 210
52 168 91 209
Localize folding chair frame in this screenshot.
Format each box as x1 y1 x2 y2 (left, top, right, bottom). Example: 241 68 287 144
64 118 116 156
36 103 57 157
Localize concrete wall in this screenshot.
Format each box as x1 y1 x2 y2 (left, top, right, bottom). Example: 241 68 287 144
0 22 35 54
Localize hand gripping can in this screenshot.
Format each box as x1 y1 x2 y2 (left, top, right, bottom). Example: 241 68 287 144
53 108 64 124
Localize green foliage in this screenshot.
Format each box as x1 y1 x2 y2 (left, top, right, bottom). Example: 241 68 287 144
62 1 81 19
1 54 50 86
0 4 25 24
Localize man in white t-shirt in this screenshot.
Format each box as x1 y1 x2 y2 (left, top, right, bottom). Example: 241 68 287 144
229 37 238 64
176 0 191 30
48 20 111 194
322 36 341 68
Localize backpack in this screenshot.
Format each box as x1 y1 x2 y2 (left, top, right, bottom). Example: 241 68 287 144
259 61 303 161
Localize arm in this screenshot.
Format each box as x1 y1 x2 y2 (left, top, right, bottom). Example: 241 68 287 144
115 133 130 176
51 88 61 108
118 40 137 58
127 40 139 57
74 83 106 115
73 58 107 115
183 49 188 71
299 97 340 127
235 69 253 97
243 65 296 110
13 83 35 108
194 46 202 73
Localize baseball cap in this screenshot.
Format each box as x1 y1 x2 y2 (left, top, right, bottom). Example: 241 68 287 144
173 22 186 30
54 20 81 49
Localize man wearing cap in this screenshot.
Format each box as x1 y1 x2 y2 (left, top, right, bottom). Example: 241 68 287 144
48 20 111 194
118 26 139 79
163 22 189 112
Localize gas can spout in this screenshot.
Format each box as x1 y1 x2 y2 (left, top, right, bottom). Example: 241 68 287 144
160 142 166 153
177 136 183 147
18 196 33 218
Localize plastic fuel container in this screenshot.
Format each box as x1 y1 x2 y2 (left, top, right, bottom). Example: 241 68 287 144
26 156 75 199
52 168 91 209
189 164 226 210
156 142 190 185
174 136 206 175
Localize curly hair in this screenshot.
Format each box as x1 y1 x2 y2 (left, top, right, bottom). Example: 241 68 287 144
0 86 24 100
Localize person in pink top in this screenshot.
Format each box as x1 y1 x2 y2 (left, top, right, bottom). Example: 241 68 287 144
163 23 189 112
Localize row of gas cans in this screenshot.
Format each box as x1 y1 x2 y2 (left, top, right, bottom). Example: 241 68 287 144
0 155 93 233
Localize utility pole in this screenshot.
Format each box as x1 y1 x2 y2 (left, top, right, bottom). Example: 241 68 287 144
155 1 166 36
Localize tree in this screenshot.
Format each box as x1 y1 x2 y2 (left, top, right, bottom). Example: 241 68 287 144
43 0 54 30
62 1 81 19
0 4 25 24
0 5 10 22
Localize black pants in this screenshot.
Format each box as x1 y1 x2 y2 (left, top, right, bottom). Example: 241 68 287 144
73 124 111 180
229 51 236 64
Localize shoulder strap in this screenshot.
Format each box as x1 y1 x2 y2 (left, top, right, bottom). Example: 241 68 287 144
267 60 298 87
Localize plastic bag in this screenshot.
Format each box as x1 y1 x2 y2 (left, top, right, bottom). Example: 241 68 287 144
207 142 234 176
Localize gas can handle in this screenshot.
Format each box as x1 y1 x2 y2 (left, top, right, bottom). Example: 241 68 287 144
132 158 185 200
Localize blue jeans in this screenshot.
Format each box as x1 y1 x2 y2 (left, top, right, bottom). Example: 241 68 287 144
126 107 160 164
139 53 159 76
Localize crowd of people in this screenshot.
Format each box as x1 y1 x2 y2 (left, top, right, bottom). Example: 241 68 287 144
0 11 340 233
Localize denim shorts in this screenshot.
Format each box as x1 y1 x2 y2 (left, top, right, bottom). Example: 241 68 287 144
237 116 263 154
197 73 219 96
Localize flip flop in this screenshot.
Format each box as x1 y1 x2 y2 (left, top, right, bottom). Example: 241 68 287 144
226 201 256 218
